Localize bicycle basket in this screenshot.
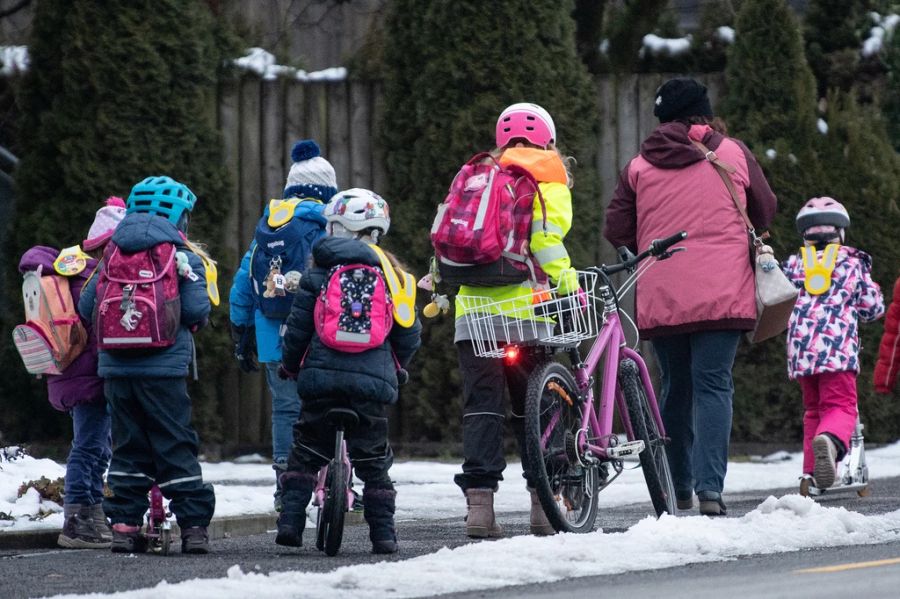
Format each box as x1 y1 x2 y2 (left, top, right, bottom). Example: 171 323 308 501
456 271 600 358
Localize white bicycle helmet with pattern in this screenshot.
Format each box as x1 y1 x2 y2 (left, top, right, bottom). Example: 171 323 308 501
324 188 390 241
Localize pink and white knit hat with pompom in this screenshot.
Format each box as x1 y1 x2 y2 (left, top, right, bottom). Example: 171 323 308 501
83 196 126 250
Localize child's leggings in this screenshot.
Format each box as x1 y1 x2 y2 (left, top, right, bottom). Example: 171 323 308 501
798 371 858 474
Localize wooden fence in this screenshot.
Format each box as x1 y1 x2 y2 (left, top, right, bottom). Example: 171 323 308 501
216 72 725 449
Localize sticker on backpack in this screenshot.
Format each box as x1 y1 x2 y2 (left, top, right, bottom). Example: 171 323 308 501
94 241 181 350
314 264 393 353
12 264 87 376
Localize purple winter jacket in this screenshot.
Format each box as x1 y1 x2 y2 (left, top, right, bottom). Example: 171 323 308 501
18 246 104 411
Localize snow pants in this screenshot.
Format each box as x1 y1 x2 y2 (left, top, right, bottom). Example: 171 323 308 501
798 371 857 474
103 377 215 528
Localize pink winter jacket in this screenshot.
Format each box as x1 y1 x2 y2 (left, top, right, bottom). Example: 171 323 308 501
604 123 777 339
783 246 884 380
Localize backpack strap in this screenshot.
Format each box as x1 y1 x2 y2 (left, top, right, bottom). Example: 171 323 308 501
368 244 417 328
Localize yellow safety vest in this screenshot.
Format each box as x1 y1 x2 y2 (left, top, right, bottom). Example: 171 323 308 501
369 244 417 328
802 244 839 296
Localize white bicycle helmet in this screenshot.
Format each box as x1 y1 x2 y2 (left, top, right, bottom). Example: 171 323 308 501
324 188 390 241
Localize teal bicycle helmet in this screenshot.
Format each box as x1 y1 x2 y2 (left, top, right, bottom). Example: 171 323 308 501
126 176 197 225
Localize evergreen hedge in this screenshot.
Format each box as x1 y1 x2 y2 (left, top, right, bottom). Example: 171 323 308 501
381 0 600 444
723 0 900 443
3 0 236 444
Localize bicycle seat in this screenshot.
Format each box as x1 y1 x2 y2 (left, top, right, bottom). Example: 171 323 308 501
324 408 359 430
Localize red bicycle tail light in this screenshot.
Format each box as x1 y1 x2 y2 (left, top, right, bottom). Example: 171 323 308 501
504 345 520 363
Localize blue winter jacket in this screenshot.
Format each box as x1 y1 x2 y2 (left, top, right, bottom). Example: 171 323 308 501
78 213 210 378
229 200 326 363
281 237 422 405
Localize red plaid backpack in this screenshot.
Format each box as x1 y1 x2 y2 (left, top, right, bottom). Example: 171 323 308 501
430 153 547 286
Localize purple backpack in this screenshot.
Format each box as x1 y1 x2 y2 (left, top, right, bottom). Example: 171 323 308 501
314 264 393 353
94 241 181 350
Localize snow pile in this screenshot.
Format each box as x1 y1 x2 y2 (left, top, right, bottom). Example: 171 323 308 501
0 45 29 76
862 12 900 57
716 26 735 44
0 447 65 531
48 497 900 599
641 34 692 57
232 48 347 82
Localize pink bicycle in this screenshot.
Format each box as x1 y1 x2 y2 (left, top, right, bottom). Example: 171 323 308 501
459 231 687 533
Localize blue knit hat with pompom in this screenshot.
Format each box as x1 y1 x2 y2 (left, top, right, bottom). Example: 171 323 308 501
283 140 338 201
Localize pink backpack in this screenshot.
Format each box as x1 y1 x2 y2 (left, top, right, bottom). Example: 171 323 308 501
12 266 87 375
314 264 393 353
430 152 547 286
94 241 181 350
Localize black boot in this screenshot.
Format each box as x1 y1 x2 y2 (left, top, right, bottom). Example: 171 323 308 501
275 471 315 547
363 486 398 554
273 461 287 512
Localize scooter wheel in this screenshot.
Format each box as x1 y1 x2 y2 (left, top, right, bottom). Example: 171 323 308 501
160 528 171 556
857 486 871 498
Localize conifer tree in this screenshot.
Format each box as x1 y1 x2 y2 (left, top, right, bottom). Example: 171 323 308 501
382 1 600 442
5 0 234 442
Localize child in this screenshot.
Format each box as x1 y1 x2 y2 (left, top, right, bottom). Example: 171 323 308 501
452 103 577 537
228 139 338 510
874 272 900 395
18 197 125 548
276 188 421 554
78 176 216 554
783 197 884 493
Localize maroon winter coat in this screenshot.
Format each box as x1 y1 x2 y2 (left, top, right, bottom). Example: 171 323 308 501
604 122 777 338
18 246 104 411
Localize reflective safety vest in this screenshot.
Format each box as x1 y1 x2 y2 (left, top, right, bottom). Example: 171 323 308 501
802 244 840 295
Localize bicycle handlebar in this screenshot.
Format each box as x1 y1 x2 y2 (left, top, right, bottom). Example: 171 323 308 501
598 231 687 276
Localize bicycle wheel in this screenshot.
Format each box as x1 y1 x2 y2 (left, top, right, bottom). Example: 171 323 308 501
524 360 600 534
323 458 347 556
619 358 676 517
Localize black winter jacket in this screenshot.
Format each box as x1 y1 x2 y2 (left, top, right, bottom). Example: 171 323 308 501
281 237 421 404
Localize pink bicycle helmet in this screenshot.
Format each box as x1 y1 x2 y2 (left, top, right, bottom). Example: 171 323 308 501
495 102 556 149
796 196 850 242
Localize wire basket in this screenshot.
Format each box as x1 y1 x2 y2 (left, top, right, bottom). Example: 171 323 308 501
457 271 601 358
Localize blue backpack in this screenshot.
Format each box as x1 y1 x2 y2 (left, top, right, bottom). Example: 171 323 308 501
250 199 325 320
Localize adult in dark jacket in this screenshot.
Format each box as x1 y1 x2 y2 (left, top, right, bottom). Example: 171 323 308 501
17 197 124 549
604 78 777 516
78 177 215 554
277 189 421 554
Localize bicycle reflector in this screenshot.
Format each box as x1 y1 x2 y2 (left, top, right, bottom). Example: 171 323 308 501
504 345 520 363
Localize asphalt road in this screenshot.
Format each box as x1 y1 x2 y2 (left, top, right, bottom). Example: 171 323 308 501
2 476 899 599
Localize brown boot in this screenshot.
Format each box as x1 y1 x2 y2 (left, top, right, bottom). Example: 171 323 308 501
464 488 502 538
528 488 555 536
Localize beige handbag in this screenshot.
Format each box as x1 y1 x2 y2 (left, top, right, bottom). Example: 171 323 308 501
692 140 799 343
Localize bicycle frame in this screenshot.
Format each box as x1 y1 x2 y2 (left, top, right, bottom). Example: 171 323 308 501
313 432 355 510
538 279 667 464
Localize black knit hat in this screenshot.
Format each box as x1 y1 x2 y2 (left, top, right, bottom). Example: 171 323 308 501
653 78 713 123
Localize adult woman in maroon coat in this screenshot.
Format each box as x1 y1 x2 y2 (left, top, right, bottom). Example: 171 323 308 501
604 78 777 516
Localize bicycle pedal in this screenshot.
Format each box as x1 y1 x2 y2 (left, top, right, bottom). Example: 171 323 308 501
607 440 645 458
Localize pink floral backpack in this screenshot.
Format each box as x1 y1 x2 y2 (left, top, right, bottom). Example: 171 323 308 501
93 241 181 350
314 263 393 353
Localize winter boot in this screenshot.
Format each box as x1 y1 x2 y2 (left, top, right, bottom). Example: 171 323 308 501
273 461 287 512
363 486 398 554
675 491 696 511
89 503 113 542
697 491 727 517
528 488 555 536
180 526 209 554
275 471 315 547
464 488 502 538
812 434 838 489
110 523 148 553
58 504 111 549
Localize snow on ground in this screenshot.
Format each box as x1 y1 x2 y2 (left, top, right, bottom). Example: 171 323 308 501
6 443 900 598
48 497 900 599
